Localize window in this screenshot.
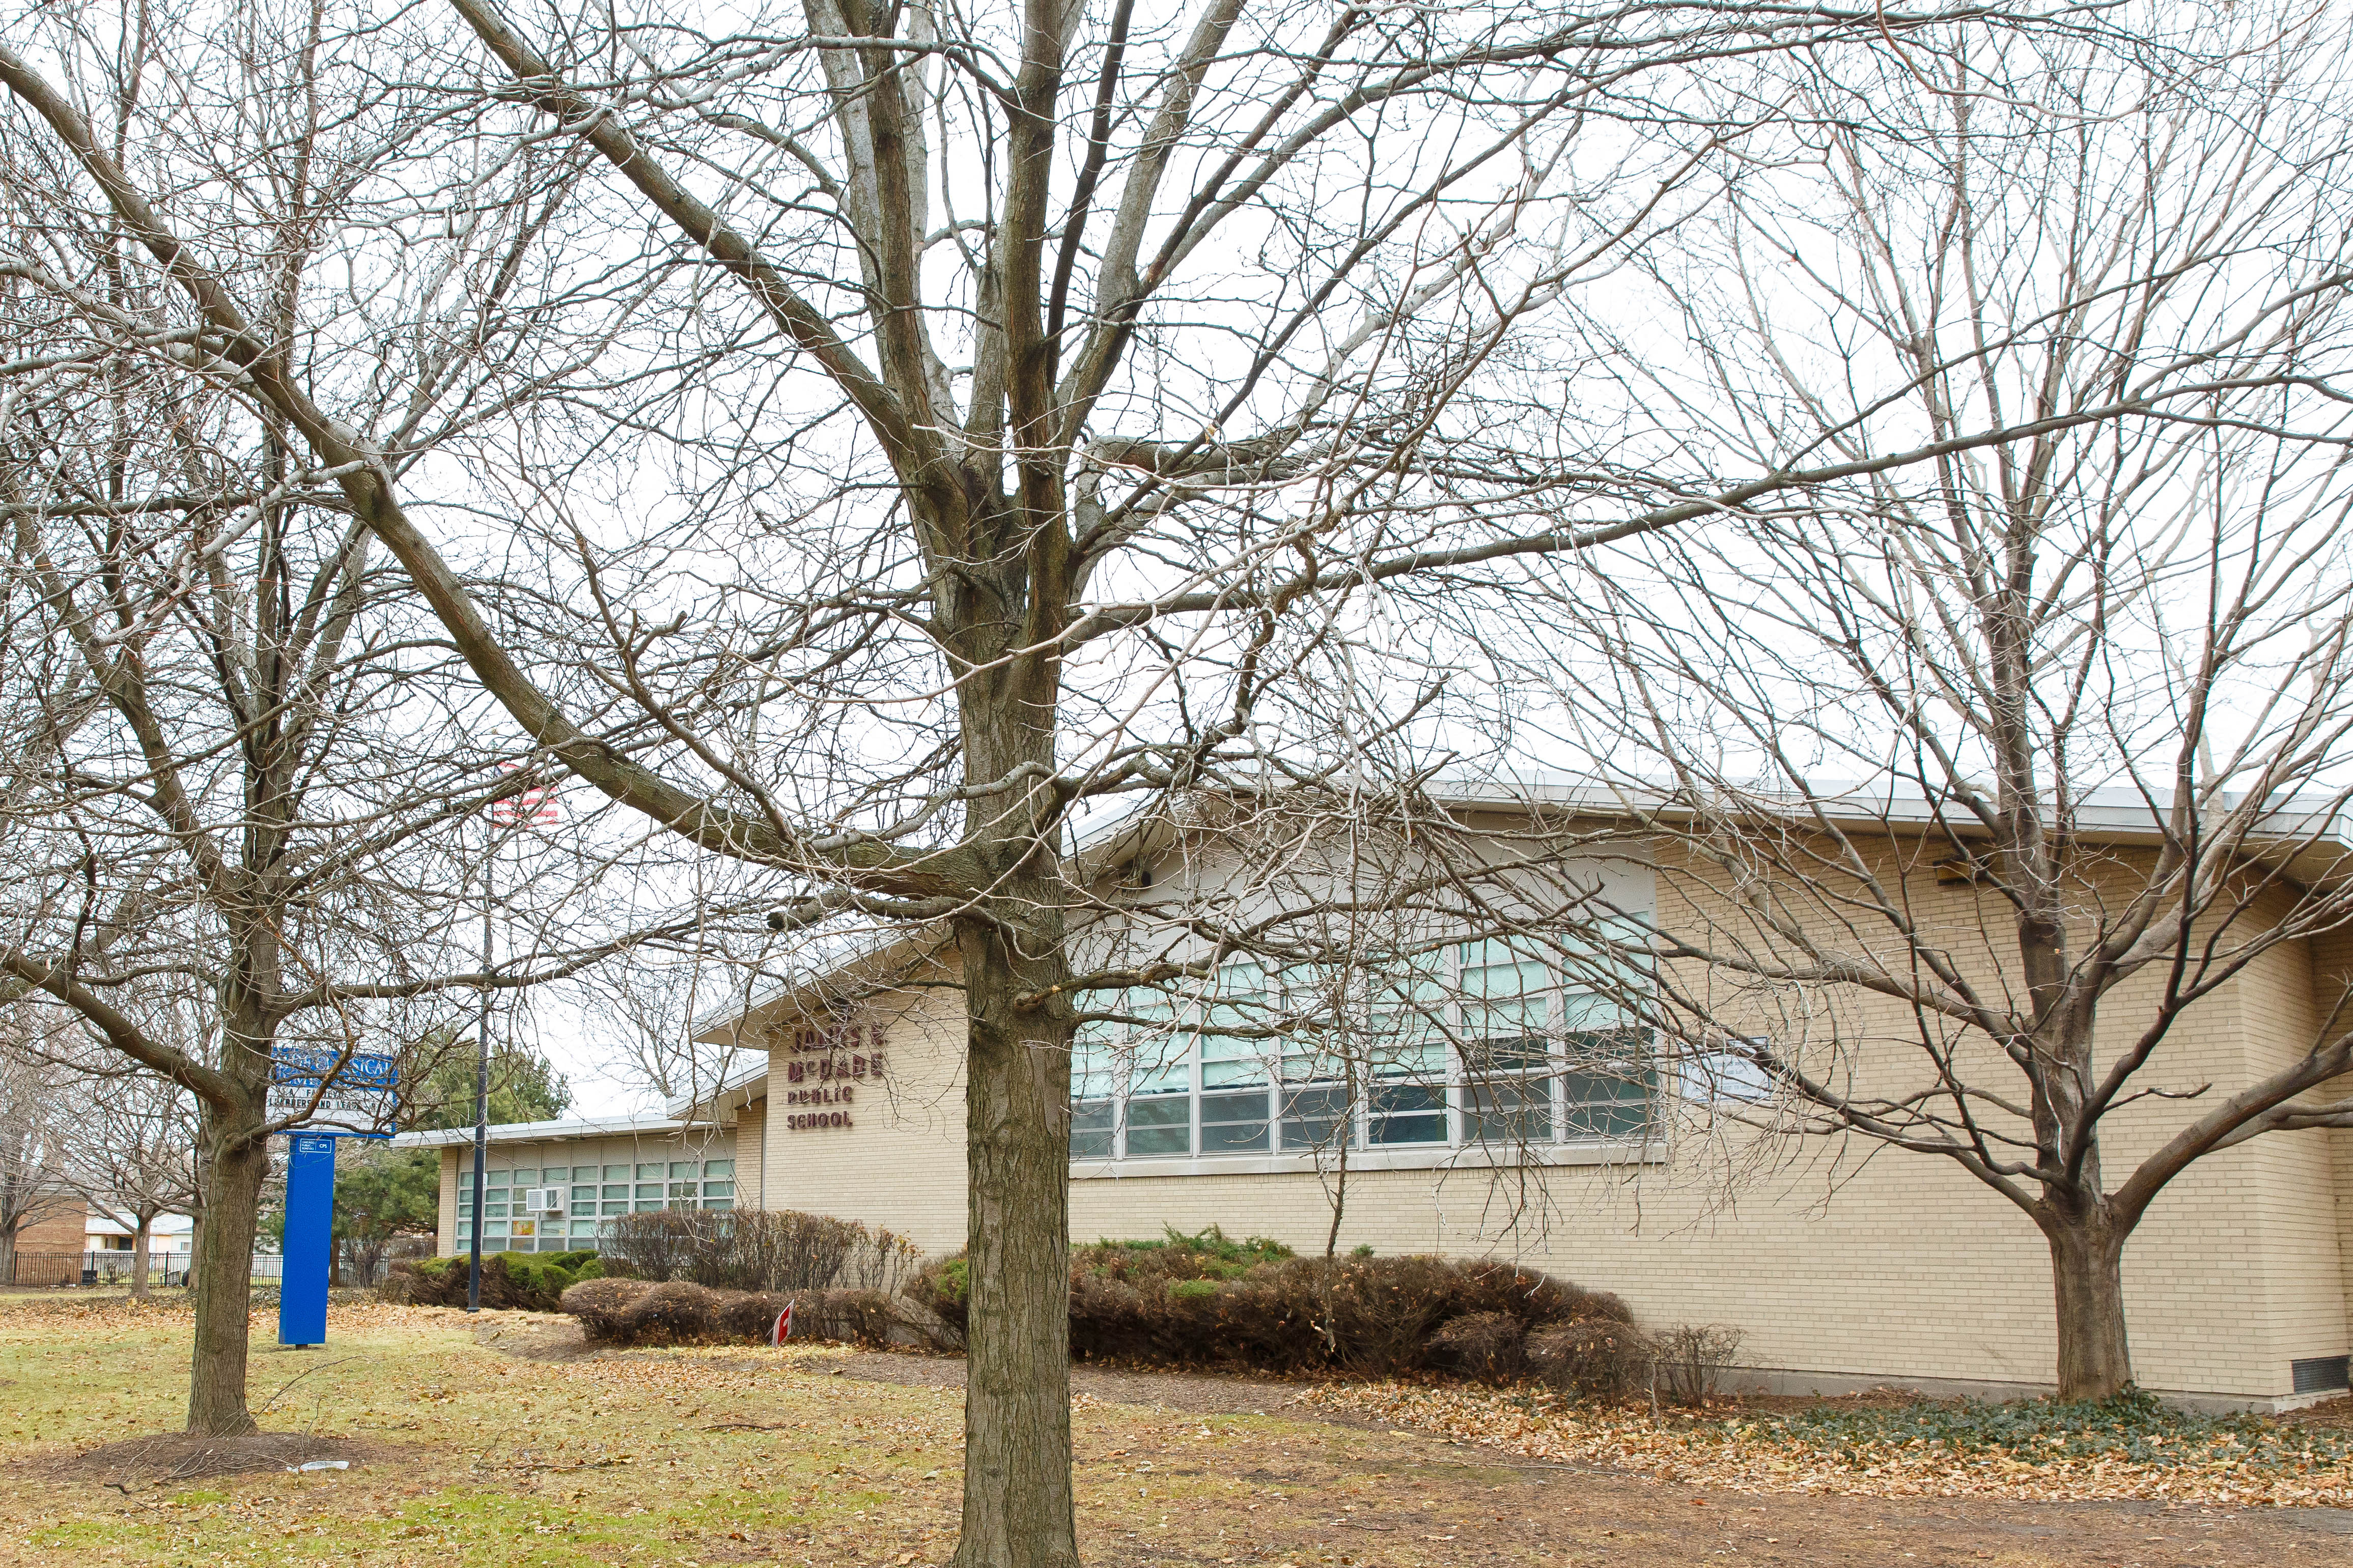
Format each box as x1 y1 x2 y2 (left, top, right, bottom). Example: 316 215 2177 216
1197 966 1272 1153
1123 996 1191 1156
1070 1027 1116 1160
1678 1040 1774 1105
1069 938 1655 1163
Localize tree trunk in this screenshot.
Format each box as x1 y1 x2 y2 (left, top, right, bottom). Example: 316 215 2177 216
132 1215 152 1300
185 1126 268 1434
2044 1210 2133 1401
950 899 1079 1568
0 1228 15 1289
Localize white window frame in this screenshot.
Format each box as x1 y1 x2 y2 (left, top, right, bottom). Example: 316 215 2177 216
1071 942 1659 1174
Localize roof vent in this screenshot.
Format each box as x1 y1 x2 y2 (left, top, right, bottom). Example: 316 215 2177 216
2291 1355 2350 1394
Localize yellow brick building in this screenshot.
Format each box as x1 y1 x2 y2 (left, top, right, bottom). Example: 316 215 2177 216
409 798 2353 1412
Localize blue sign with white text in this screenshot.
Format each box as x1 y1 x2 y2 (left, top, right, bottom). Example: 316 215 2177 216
278 1134 337 1347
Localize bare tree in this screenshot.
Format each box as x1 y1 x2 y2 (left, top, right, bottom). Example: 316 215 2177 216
0 3 690 1428
0 1031 70 1283
1505 29 2353 1399
54 1062 202 1298
2 0 2322 1555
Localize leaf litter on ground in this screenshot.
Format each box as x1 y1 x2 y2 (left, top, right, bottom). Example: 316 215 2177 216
1305 1380 2353 1505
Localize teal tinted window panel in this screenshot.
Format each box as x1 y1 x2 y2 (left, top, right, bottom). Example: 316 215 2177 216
1124 1094 1190 1156
570 1185 597 1204
634 1184 663 1200
1071 1027 1119 1099
601 1184 628 1200
669 1161 698 1179
636 1163 665 1180
1466 1076 1553 1147
1563 1099 1654 1138
1200 964 1268 1087
484 1203 508 1219
1123 996 1188 1096
1070 1099 1114 1160
1279 1085 1353 1152
1367 1082 1446 1145
603 1164 630 1180
702 1160 734 1178
634 1200 665 1212
1199 1089 1272 1152
600 1202 630 1216
701 1198 733 1211
701 1182 733 1199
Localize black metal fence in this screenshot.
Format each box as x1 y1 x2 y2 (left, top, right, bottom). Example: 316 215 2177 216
6 1251 397 1289
7 1251 195 1288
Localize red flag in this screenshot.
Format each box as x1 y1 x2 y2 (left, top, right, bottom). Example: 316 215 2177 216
771 1302 792 1345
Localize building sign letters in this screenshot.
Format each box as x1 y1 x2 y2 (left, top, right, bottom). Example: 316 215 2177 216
781 1022 886 1132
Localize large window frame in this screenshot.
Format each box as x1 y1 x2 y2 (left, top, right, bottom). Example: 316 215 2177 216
456 1156 736 1252
1070 940 1656 1166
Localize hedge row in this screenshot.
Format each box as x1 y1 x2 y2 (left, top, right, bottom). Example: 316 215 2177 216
523 1218 1715 1399
386 1250 604 1311
907 1234 1641 1387
559 1277 898 1347
597 1209 920 1295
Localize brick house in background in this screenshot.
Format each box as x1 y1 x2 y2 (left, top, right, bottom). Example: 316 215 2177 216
9 1194 90 1285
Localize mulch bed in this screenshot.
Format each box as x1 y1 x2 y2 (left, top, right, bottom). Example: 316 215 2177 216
44 1431 387 1489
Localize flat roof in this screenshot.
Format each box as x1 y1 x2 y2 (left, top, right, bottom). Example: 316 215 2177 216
393 1115 701 1149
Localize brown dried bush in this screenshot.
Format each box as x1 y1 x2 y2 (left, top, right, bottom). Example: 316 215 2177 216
1524 1317 1654 1398
598 1208 918 1293
559 1276 896 1348
1426 1310 1528 1380
900 1237 1642 1382
1651 1323 1746 1406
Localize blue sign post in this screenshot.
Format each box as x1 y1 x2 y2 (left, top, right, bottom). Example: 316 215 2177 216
279 1133 338 1347
269 1048 399 1348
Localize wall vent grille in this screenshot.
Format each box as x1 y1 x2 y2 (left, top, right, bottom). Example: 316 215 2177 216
2291 1355 2350 1394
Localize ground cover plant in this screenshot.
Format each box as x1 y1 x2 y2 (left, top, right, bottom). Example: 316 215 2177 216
1 1291 2345 1568
1310 1380 2353 1506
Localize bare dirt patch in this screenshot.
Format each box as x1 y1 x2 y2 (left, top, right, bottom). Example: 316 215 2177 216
41 1431 389 1489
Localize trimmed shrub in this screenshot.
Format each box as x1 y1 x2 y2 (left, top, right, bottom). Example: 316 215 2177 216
598 1208 919 1294
557 1276 900 1348
385 1250 589 1311
905 1238 1642 1383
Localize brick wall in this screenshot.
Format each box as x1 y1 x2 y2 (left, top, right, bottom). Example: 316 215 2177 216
726 833 2353 1404
13 1195 87 1254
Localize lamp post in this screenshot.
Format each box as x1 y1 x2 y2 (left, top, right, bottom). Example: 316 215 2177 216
467 765 557 1312
466 846 492 1313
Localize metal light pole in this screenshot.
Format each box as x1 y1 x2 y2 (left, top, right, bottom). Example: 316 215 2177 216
466 841 492 1312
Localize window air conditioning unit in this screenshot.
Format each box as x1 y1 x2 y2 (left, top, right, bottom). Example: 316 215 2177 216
523 1187 564 1216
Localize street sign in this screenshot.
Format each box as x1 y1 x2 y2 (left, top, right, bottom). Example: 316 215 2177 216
267 1046 399 1133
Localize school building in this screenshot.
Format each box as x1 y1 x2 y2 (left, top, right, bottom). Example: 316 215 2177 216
398 785 2353 1411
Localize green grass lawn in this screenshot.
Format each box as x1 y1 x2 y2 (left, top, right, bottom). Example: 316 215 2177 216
0 1296 973 1566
